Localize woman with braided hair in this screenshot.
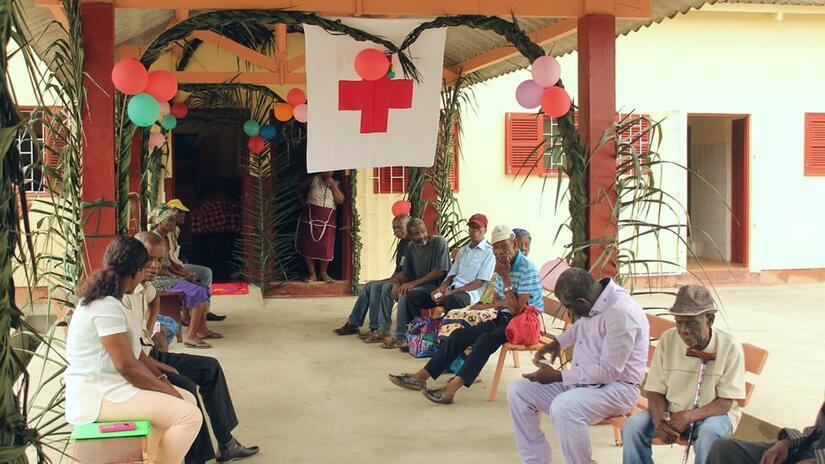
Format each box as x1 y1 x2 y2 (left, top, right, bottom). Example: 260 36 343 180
64 236 202 463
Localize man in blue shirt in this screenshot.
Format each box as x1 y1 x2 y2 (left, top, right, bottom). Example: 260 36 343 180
388 225 544 404
405 213 495 318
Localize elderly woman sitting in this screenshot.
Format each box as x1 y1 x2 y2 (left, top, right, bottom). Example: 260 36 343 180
64 236 202 463
150 205 219 349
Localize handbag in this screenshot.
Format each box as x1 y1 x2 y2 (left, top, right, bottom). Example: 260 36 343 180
505 305 542 346
437 308 498 341
406 317 442 358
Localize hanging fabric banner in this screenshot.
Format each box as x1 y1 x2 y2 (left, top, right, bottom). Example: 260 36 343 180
303 18 446 173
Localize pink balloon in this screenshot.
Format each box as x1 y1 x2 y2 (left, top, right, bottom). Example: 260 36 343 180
515 79 544 109
170 102 188 119
531 55 561 88
148 132 165 150
287 88 306 107
354 48 390 81
293 104 308 123
158 101 170 117
145 70 178 102
112 59 148 95
539 259 571 293
541 86 572 118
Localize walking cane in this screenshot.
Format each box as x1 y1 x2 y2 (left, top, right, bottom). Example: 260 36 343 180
680 349 716 464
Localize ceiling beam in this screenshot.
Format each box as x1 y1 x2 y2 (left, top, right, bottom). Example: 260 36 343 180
174 71 306 85
191 30 279 73
33 0 651 18
448 19 578 76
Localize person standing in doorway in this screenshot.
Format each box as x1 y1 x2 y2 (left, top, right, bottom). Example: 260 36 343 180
296 171 345 283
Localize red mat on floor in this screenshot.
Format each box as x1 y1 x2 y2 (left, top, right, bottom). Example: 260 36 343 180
211 282 249 296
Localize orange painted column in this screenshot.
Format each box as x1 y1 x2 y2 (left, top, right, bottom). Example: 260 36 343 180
80 2 117 271
578 14 617 277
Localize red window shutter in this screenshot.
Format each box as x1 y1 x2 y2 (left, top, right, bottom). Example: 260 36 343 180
805 113 825 176
373 166 409 194
449 118 459 191
505 113 544 175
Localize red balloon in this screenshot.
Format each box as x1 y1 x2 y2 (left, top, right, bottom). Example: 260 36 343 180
145 71 178 102
354 48 390 81
170 102 188 119
541 86 572 118
247 136 266 154
286 88 306 107
112 59 148 95
391 200 411 217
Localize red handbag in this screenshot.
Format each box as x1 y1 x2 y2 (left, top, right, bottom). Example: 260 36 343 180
505 305 542 346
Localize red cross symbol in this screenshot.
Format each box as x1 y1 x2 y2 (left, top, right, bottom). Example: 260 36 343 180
338 76 414 134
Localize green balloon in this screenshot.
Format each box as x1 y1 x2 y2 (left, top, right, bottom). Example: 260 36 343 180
128 93 160 127
243 119 260 137
160 114 177 130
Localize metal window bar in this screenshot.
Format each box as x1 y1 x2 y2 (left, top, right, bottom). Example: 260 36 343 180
15 110 45 192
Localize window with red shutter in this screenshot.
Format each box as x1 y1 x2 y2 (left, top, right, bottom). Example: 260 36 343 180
505 113 546 176
805 113 825 176
372 166 410 194
617 113 652 176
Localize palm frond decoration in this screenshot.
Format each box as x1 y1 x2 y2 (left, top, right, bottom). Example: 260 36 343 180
185 84 304 291
406 73 477 249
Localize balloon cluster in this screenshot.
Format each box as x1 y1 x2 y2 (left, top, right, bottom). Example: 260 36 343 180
515 55 571 118
112 59 189 132
243 88 309 154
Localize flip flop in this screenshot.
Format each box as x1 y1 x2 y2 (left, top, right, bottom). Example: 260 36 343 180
303 277 318 283
184 341 212 349
201 331 223 339
321 276 335 284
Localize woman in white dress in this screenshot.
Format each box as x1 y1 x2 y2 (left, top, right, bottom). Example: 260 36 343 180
64 236 202 463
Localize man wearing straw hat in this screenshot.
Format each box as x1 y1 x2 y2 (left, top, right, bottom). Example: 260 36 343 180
622 285 746 464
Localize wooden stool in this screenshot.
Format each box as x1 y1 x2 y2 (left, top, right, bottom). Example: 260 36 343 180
70 421 150 464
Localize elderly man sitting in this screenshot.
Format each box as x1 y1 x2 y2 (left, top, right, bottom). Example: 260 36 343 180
388 225 543 404
404 213 495 319
333 214 410 342
381 218 452 350
622 285 746 464
508 267 649 464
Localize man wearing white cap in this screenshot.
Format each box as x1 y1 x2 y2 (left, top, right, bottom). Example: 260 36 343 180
388 225 543 404
622 285 745 464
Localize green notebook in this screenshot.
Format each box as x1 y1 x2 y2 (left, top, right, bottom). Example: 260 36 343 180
70 420 151 440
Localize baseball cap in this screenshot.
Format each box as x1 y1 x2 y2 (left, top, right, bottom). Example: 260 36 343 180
468 213 488 229
491 225 513 244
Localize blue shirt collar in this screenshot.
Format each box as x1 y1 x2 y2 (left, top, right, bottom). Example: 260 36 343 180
512 250 525 270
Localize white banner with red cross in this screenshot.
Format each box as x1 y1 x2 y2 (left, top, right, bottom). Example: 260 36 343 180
303 18 446 173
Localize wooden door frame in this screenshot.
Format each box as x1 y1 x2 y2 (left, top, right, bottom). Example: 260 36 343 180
687 113 750 268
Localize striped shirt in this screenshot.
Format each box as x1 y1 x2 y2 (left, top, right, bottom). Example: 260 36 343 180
492 251 543 313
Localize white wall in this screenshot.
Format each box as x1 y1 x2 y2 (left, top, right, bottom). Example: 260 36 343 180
452 8 825 273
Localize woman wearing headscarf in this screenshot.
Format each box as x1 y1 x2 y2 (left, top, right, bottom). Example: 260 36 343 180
513 228 532 257
150 205 218 349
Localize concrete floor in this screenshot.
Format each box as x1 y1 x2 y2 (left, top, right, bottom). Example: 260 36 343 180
23 282 825 463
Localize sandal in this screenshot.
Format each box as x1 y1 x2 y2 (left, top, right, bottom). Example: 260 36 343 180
358 329 376 341
201 331 223 339
303 276 318 283
184 340 212 349
381 338 405 349
364 331 388 344
423 387 454 404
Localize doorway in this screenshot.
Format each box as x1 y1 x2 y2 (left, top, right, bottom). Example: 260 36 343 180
686 114 749 268
172 108 246 282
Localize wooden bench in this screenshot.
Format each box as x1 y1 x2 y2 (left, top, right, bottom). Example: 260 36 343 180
596 313 770 446
70 421 150 464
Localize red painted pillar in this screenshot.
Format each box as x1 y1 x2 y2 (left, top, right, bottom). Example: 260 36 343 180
420 180 438 235
578 14 617 278
80 2 117 272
